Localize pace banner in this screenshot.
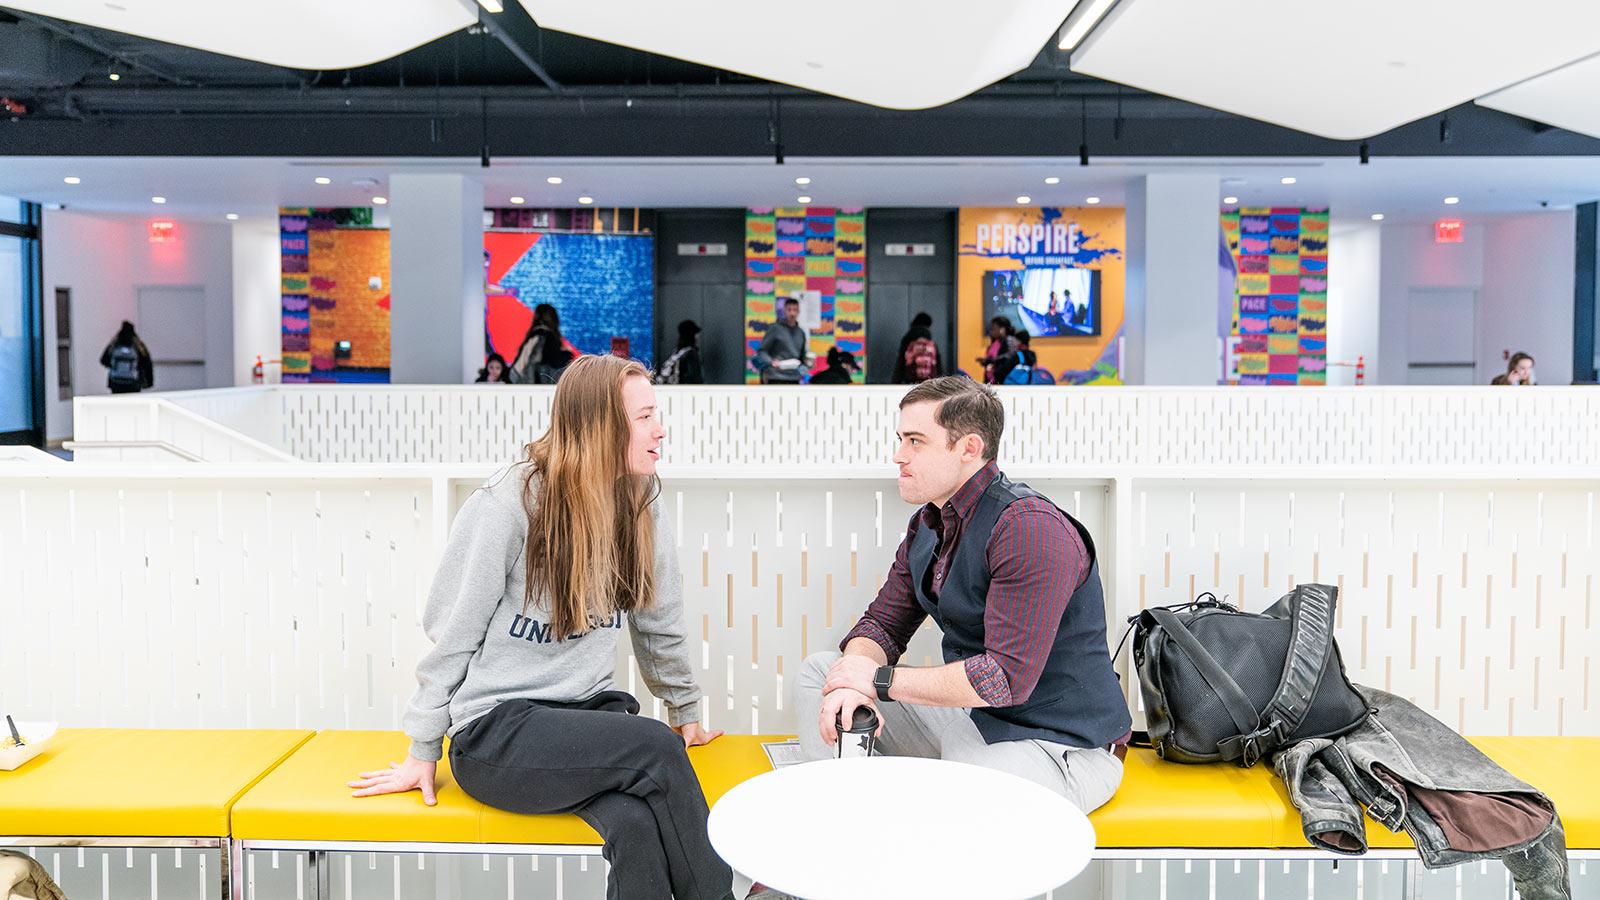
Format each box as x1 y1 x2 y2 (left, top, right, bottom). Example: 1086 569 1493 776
744 207 866 383
1221 207 1329 385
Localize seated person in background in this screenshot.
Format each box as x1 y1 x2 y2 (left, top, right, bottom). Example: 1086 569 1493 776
810 347 860 384
475 353 513 384
1490 352 1536 385
794 377 1131 814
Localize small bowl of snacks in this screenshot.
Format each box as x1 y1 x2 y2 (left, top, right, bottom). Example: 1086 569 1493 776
0 719 57 771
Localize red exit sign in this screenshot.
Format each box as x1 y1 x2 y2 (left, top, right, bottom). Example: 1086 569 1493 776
148 219 178 243
1435 219 1464 243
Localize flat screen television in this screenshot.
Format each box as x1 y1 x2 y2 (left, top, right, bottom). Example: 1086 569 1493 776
982 267 1101 337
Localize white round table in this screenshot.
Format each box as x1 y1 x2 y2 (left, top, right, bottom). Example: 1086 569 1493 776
708 756 1096 900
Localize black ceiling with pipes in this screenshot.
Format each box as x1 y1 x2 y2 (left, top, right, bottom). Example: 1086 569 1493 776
2 4 1598 159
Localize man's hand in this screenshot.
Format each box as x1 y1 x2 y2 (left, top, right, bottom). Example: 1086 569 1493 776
350 756 438 806
673 721 723 748
818 687 879 747
824 654 880 699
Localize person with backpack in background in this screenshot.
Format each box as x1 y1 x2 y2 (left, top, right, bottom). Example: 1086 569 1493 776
655 320 704 385
509 304 576 384
1002 331 1038 385
892 313 942 384
100 320 154 394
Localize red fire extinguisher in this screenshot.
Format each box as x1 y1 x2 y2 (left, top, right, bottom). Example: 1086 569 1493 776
252 354 264 384
1355 355 1365 386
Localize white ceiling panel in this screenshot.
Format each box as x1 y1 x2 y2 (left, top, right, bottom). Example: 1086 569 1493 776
2 0 477 70
1476 53 1600 139
1070 0 1600 140
516 0 1079 110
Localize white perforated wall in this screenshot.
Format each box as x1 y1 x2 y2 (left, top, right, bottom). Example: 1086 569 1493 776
3 466 1593 738
183 385 1600 469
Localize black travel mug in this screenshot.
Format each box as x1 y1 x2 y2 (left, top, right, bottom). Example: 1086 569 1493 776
835 706 879 759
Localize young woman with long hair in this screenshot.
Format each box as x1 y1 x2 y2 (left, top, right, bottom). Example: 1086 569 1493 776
351 354 735 900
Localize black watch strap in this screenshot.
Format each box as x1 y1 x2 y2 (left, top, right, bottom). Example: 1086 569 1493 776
873 666 896 702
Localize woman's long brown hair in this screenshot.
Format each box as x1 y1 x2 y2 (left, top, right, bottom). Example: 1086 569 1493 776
522 355 659 639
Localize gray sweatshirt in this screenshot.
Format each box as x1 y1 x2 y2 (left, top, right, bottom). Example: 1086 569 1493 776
400 464 702 761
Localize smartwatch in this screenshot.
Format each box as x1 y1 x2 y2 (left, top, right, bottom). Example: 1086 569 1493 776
872 666 896 702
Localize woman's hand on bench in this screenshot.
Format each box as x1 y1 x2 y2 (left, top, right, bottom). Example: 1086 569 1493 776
674 722 724 748
349 756 439 806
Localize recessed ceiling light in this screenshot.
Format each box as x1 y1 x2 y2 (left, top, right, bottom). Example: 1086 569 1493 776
1085 196 1101 205
1016 195 1031 204
226 213 239 221
63 176 80 185
1280 177 1297 185
546 176 563 185
1045 177 1061 185
108 72 121 82
797 196 812 204
371 196 388 205
1223 196 1238 205
314 177 331 185
151 196 166 204
509 196 525 205
795 177 811 186
1444 196 1460 205
1371 213 1385 221
578 196 594 205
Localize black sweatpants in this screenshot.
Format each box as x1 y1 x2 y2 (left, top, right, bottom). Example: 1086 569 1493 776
450 693 735 900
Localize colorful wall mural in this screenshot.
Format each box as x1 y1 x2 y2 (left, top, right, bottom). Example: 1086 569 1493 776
279 207 390 383
957 207 1126 385
743 207 867 383
483 231 654 368
1220 207 1329 385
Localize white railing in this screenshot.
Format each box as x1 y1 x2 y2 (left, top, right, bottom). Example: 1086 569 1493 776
70 396 298 464
101 385 1600 469
2 462 1594 740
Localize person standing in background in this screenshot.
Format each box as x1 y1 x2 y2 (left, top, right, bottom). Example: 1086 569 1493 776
509 304 576 384
1490 352 1536 385
756 297 810 384
100 320 154 394
655 320 704 385
976 317 1019 385
893 312 942 384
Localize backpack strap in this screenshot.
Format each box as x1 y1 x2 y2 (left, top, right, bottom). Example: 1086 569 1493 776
1218 583 1341 766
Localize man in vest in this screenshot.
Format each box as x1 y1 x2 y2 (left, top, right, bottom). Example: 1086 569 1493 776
793 376 1131 812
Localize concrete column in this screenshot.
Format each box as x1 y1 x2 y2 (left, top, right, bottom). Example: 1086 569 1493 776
389 174 484 384
1123 174 1222 384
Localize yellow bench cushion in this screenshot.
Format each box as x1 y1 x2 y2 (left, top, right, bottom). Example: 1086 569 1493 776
1098 737 1598 850
0 728 313 837
231 731 784 844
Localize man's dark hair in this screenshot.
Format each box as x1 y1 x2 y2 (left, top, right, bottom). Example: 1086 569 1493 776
899 376 1003 462
783 297 800 307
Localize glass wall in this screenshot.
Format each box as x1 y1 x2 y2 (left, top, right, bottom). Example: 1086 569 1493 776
0 195 42 442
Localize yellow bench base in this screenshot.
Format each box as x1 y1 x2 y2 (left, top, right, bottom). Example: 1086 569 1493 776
230 731 785 844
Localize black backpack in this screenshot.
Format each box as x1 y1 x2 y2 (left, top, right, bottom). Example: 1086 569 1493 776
108 344 141 387
1124 585 1369 767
